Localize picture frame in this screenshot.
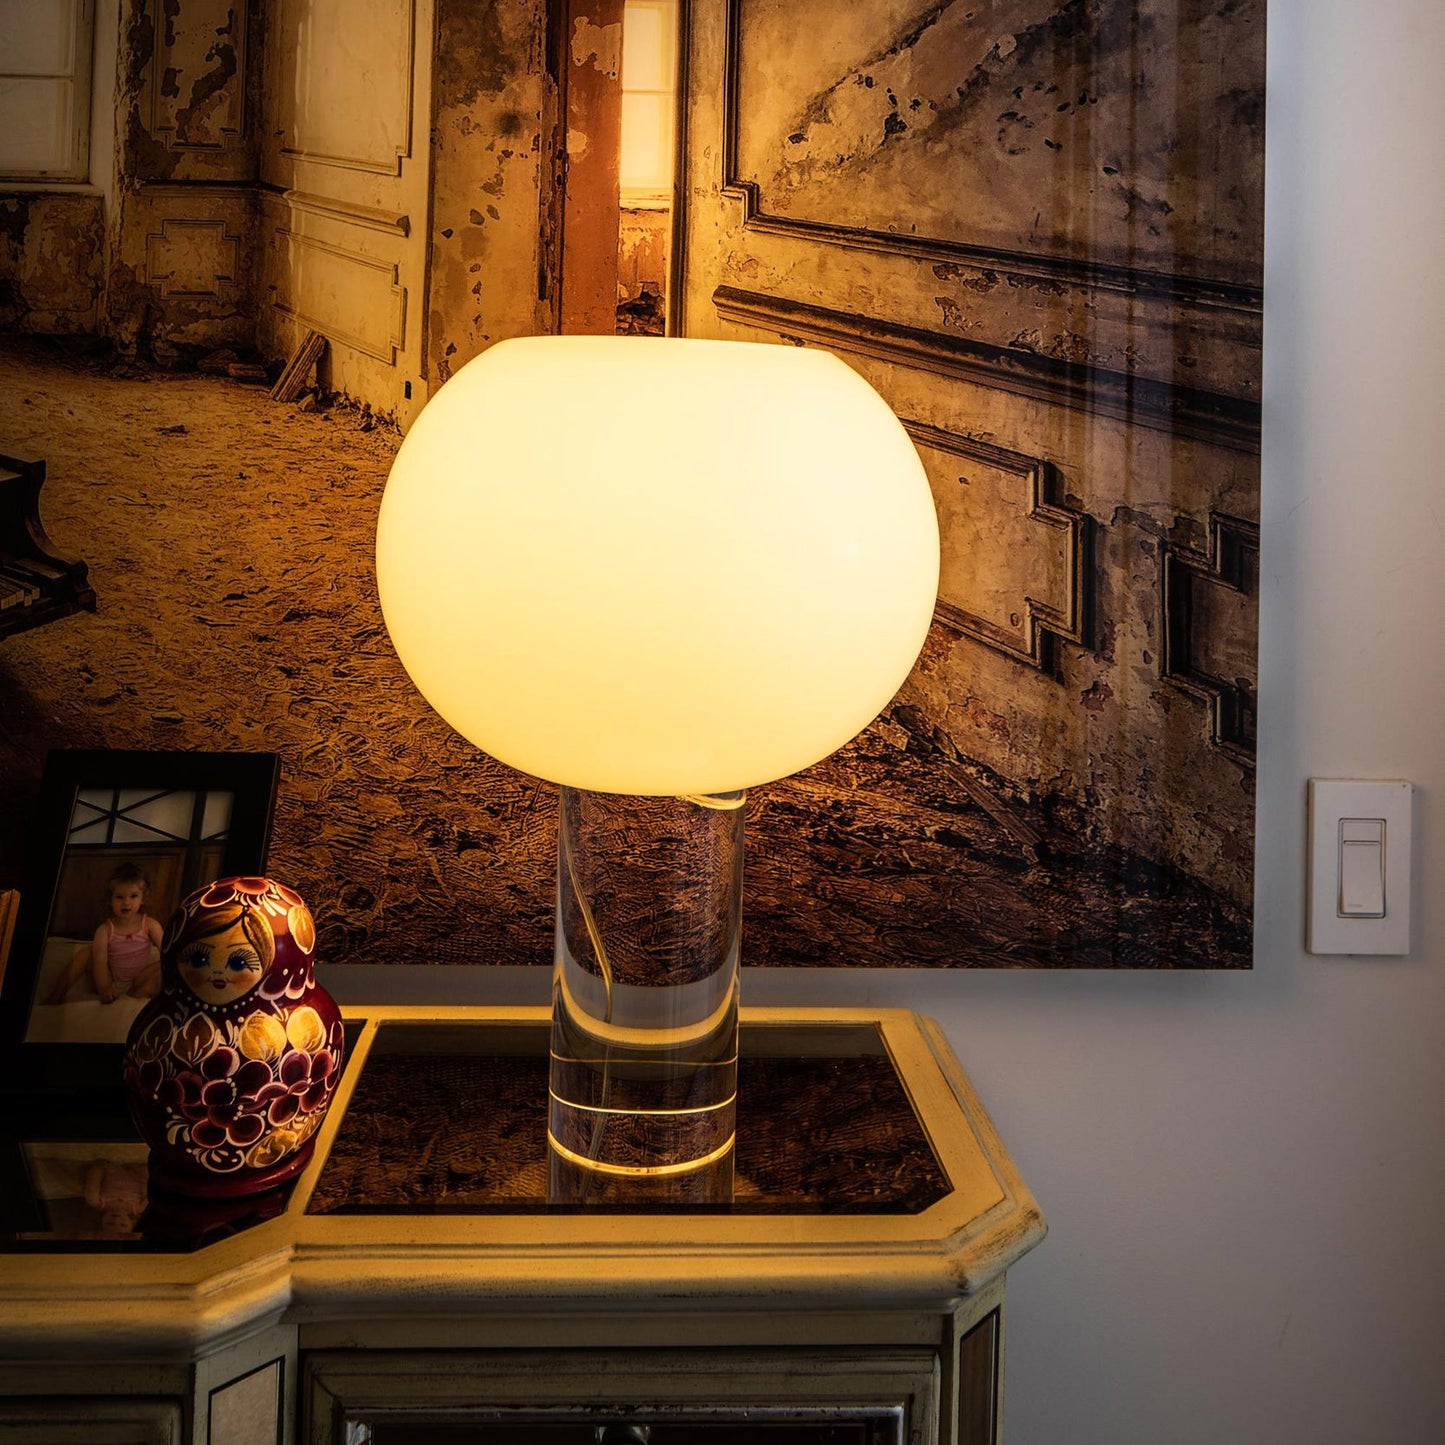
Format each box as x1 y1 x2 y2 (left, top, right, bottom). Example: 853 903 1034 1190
0 750 280 1105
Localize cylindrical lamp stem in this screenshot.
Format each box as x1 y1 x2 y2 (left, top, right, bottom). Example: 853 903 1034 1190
547 788 743 1205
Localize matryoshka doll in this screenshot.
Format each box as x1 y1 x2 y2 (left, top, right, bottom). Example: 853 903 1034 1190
123 876 344 1197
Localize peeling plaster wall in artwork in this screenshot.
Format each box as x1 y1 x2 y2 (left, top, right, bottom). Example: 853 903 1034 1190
109 0 263 359
426 0 552 384
618 205 669 328
0 195 107 334
742 0 1263 288
685 0 1264 952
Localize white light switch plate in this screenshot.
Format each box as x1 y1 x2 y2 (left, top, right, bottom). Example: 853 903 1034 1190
1307 779 1413 955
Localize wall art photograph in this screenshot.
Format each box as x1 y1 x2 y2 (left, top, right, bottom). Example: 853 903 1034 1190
0 0 1262 970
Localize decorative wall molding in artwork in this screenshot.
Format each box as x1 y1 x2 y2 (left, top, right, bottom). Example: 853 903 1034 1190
143 217 243 298
681 0 1263 958
272 228 406 363
271 188 411 237
277 0 416 176
1162 512 1260 767
712 285 1262 454
146 0 248 152
906 421 1088 673
717 0 1264 315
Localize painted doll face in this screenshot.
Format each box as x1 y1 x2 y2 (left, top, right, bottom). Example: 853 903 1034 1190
178 917 266 1005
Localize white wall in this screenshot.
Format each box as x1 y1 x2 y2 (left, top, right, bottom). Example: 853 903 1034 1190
326 2 1445 1439
761 2 1445 1439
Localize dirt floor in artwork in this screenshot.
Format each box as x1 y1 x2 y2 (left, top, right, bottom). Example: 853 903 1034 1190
0 338 1250 969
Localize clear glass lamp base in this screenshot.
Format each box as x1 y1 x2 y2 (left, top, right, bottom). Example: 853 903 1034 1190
547 787 743 1206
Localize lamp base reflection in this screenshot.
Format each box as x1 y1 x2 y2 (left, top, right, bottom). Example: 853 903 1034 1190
547 789 743 1207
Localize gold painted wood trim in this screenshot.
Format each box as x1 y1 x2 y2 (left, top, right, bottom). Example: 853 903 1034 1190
303 1346 938 1440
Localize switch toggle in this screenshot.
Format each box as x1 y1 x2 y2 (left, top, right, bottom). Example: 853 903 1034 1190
1308 780 1412 955
1338 818 1385 917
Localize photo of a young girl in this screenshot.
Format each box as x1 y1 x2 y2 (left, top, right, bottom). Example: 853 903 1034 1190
16 1143 150 1240
43 864 165 1007
22 826 224 1045
25 850 180 1044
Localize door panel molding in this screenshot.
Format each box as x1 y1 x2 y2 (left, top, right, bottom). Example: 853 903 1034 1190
905 422 1088 673
269 187 412 237
712 284 1261 453
276 0 417 176
717 0 1263 315
273 228 406 362
146 0 249 153
1162 512 1259 766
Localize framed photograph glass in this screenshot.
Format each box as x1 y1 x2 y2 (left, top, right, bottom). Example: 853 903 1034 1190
0 1122 295 1251
0 750 280 1103
0 1140 151 1242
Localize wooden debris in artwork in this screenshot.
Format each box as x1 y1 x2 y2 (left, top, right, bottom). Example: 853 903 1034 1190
937 755 1047 864
270 329 328 403
197 348 239 375
892 704 1046 862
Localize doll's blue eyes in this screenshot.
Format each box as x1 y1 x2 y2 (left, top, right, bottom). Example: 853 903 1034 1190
183 947 259 973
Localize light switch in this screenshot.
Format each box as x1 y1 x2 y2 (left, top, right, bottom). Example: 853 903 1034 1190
1337 819 1385 917
1308 780 1413 955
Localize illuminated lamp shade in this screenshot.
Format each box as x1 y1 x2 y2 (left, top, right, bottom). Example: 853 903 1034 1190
376 336 940 1204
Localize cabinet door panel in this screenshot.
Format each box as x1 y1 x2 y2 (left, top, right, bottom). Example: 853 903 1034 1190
0 1398 181 1444
367 1419 895 1442
305 1348 937 1445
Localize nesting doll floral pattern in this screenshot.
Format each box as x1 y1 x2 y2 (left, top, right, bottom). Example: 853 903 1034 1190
124 877 344 1194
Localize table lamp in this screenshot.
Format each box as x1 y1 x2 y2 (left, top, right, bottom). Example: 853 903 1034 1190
376 336 939 1204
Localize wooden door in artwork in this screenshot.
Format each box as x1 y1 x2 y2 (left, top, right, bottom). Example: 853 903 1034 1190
678 0 1264 969
556 0 626 333
257 0 434 426
551 0 682 336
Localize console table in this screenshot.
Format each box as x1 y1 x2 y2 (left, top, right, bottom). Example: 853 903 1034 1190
0 1007 1045 1444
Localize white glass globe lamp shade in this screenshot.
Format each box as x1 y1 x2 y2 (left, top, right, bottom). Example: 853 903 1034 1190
375 335 940 794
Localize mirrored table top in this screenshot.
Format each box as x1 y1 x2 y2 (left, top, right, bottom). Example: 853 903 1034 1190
2 1017 947 1253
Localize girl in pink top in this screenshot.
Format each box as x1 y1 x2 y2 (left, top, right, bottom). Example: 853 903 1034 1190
91 865 164 1004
